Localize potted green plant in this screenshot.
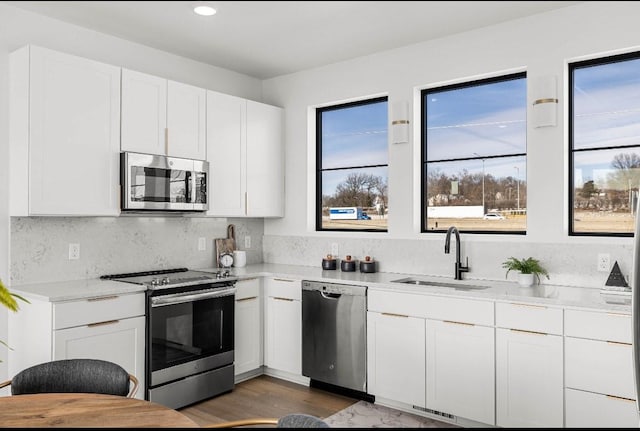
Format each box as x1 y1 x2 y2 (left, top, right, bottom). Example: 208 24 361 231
0 278 28 360
502 257 550 287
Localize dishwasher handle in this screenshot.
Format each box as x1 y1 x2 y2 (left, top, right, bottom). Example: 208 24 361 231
320 291 341 299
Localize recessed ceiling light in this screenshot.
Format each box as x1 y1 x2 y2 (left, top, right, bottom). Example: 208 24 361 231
194 5 217 16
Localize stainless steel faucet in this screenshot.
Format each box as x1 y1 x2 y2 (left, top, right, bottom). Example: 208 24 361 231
444 226 469 280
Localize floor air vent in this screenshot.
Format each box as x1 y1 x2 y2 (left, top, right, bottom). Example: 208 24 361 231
412 405 455 420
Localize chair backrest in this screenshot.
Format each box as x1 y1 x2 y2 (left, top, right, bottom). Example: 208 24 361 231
10 359 136 397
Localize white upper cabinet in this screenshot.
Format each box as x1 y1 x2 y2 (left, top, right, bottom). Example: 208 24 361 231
121 69 167 155
121 69 206 160
10 45 121 216
166 80 206 160
206 91 284 217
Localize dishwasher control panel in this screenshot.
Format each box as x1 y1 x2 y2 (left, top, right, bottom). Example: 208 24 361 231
302 280 367 296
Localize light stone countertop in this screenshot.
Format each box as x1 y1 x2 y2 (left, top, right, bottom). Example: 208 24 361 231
198 263 632 314
8 263 631 314
8 278 147 302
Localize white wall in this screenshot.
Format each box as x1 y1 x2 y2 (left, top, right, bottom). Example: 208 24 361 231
262 1 640 287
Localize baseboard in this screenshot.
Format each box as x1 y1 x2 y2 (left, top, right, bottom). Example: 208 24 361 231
309 379 374 403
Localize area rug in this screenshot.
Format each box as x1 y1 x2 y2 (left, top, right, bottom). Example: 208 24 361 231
323 401 458 428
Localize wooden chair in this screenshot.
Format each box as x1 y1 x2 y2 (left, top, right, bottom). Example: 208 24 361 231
203 413 329 428
0 358 139 398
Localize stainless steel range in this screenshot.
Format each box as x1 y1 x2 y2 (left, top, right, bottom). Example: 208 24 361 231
101 268 237 409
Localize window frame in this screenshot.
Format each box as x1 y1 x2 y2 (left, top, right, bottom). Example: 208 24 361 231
315 96 389 232
568 51 640 237
420 72 527 235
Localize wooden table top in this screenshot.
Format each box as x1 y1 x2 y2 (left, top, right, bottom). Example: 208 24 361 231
0 393 200 428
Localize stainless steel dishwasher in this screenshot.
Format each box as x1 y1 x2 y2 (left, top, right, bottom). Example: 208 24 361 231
302 280 368 396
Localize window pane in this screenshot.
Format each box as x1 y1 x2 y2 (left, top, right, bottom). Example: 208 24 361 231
321 167 388 231
321 100 388 169
318 97 388 232
426 78 526 161
423 73 526 234
572 148 640 234
425 156 526 232
574 58 640 151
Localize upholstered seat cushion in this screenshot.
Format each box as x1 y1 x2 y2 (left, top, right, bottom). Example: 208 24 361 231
11 359 130 396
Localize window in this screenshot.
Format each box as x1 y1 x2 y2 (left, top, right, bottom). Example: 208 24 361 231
570 52 640 236
422 73 527 234
317 97 388 231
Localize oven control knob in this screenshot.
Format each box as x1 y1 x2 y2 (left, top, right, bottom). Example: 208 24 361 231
161 277 170 285
150 278 160 287
222 270 230 278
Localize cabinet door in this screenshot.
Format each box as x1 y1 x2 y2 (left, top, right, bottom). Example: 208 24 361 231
426 320 495 425
246 100 284 217
206 91 246 216
53 316 145 399
265 296 301 375
121 69 167 155
367 311 426 407
235 279 261 375
566 388 639 428
167 80 206 160
496 328 563 427
29 46 121 215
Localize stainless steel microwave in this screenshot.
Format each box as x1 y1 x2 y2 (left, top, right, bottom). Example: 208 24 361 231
120 152 208 212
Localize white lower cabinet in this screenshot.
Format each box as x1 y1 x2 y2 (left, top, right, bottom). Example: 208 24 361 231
234 278 262 375
367 311 426 407
426 319 495 425
564 309 637 428
8 292 146 399
495 328 563 427
264 278 301 376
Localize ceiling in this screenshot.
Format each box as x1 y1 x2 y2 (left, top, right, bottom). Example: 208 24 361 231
3 1 584 80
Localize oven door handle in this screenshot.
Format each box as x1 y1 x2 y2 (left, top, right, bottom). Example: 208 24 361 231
151 287 236 307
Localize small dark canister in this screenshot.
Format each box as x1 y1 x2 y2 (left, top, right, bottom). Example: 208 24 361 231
322 255 337 270
359 256 377 273
341 255 356 272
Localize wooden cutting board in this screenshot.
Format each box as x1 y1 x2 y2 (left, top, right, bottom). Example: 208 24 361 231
215 225 236 267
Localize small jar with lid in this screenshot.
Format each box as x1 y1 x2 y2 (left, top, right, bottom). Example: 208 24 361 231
359 256 376 273
322 254 337 270
341 255 356 272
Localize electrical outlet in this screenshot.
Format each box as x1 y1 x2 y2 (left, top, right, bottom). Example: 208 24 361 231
68 243 80 260
331 243 339 257
245 235 251 249
198 237 206 251
597 253 610 272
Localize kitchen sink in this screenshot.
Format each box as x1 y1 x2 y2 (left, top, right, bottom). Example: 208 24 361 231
391 277 490 290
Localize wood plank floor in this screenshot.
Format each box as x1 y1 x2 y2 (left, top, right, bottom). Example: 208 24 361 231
178 375 358 427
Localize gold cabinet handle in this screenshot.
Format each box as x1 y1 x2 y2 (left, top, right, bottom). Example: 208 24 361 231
381 312 409 318
606 394 636 403
509 302 547 309
273 278 295 282
510 328 547 336
607 340 631 346
88 320 119 328
443 320 475 326
236 296 258 302
87 295 118 302
273 297 294 302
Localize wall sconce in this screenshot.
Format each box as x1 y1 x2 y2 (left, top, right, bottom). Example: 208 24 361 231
532 75 558 128
391 101 410 144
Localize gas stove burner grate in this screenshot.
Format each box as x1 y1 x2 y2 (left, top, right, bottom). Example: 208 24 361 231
100 268 188 280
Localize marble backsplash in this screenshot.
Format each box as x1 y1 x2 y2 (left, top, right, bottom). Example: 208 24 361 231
263 234 634 289
10 216 264 285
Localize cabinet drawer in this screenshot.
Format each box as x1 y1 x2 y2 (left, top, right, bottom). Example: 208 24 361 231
495 302 563 335
565 309 631 343
265 278 301 301
566 388 638 428
236 278 260 300
53 293 145 330
565 337 635 399
368 290 493 325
